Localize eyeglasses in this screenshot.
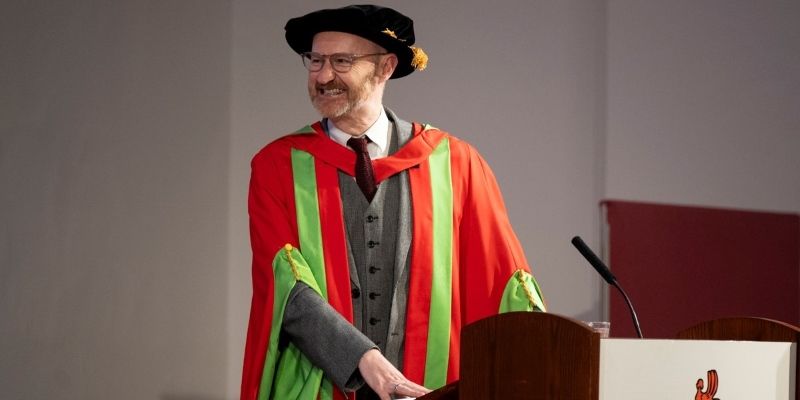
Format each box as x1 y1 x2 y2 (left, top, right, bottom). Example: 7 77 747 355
300 52 388 73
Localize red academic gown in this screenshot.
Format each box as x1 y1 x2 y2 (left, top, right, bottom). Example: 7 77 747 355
241 121 545 400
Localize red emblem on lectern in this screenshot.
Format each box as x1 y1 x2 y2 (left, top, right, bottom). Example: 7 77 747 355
695 370 719 400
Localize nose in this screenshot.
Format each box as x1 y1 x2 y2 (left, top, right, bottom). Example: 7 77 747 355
314 59 336 84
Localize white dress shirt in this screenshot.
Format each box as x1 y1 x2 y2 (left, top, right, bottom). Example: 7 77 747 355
327 108 391 159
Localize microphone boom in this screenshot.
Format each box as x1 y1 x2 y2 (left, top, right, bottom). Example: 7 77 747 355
571 236 644 339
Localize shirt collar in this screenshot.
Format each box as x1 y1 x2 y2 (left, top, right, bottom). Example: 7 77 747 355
327 108 390 158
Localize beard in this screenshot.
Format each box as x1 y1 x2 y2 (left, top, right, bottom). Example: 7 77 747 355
309 68 378 119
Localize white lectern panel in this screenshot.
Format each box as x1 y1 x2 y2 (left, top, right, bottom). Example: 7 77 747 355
600 339 795 400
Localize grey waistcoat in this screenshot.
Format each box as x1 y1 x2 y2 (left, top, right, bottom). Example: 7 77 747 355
339 111 413 369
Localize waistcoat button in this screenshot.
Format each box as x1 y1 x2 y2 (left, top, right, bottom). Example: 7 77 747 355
369 292 381 300
368 240 380 248
369 317 381 325
368 266 380 274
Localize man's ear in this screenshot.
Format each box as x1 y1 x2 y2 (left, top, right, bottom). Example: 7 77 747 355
379 54 398 81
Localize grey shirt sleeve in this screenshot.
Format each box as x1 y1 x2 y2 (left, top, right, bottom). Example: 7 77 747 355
282 282 377 391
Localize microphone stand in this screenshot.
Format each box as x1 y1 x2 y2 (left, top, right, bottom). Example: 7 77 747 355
571 236 644 339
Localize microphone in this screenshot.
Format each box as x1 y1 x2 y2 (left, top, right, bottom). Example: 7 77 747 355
571 236 644 338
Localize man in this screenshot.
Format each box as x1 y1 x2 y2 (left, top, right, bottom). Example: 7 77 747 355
241 5 545 400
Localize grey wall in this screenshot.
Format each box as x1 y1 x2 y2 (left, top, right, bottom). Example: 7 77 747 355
2 1 798 399
1 1 230 399
606 0 800 212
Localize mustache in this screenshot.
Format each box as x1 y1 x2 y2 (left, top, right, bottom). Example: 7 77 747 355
315 80 347 91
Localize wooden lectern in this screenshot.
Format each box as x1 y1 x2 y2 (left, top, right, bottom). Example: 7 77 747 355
419 313 798 400
420 312 599 400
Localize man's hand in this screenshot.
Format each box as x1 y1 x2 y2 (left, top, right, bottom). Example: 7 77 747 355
358 349 430 400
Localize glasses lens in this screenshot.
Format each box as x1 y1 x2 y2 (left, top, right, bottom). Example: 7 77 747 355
330 54 354 72
302 53 324 71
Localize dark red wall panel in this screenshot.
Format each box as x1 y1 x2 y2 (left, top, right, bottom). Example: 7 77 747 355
603 200 800 338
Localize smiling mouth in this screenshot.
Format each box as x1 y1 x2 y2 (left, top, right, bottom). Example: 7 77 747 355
318 87 345 96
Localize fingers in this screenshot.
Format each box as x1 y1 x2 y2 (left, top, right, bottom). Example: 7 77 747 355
358 349 430 400
392 380 430 399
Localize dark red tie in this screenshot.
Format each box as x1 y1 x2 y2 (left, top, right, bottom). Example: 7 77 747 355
347 136 377 202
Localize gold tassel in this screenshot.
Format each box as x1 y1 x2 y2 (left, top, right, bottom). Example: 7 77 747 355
515 269 538 311
410 46 428 71
283 244 301 280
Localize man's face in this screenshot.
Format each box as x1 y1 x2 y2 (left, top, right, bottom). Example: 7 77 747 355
307 31 384 120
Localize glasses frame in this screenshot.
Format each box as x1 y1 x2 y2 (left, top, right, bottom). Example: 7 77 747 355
300 52 389 73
